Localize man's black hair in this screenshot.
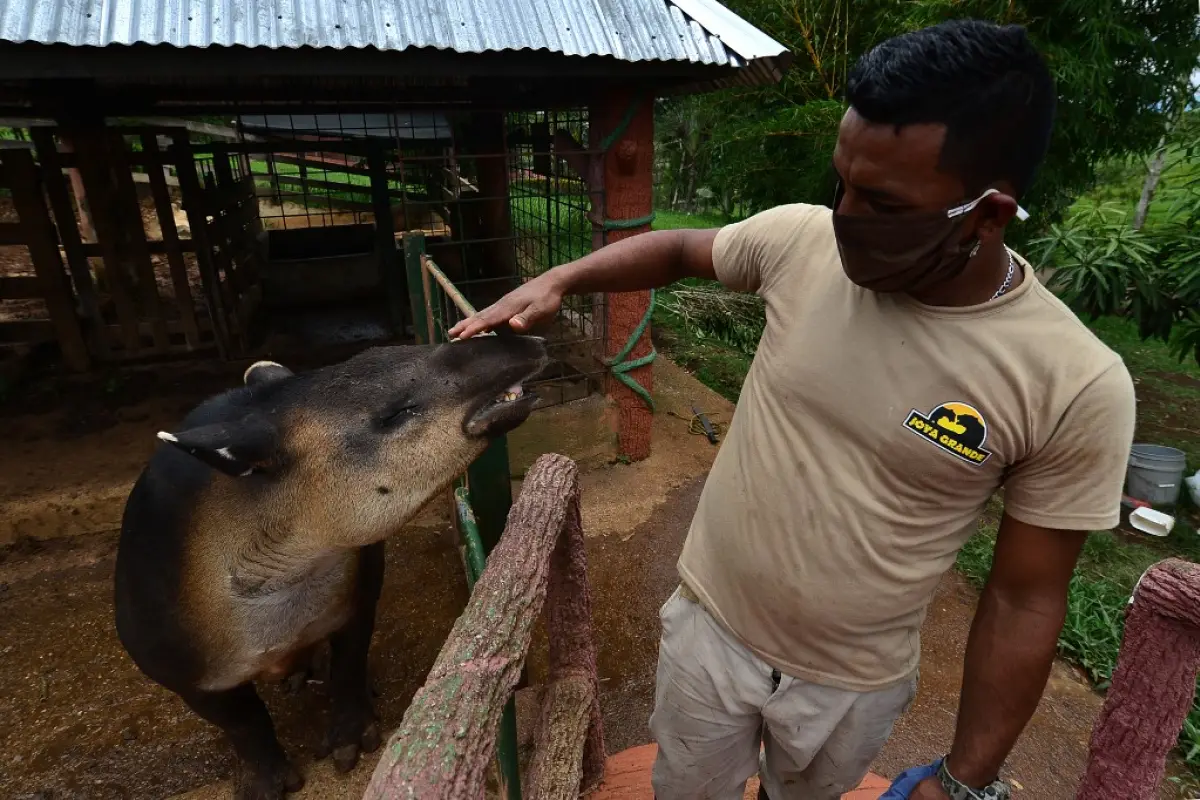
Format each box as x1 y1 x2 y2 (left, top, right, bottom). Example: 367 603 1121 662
846 19 1056 198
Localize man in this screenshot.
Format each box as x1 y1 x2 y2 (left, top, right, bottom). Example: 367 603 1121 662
450 19 1135 800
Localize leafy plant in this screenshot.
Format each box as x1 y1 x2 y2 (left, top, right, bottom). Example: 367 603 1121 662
654 0 1200 234
1031 173 1200 367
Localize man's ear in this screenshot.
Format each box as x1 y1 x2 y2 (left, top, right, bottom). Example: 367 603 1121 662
975 187 1025 244
156 414 280 477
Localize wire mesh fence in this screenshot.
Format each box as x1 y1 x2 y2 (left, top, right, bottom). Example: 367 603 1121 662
0 105 611 405
228 105 608 406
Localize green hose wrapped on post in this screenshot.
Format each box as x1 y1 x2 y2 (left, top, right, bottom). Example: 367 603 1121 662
604 287 657 412
597 95 657 411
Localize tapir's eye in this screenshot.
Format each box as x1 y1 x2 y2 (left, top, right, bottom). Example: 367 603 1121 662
378 403 419 430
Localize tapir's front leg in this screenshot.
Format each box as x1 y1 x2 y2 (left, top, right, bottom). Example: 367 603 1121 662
181 684 304 800
317 540 385 772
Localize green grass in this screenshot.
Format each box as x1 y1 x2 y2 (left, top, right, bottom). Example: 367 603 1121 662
654 209 728 231
650 206 1200 772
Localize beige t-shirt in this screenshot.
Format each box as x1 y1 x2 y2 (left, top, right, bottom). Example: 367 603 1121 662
678 203 1136 692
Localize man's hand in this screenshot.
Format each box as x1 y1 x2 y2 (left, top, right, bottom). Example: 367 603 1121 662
448 271 564 340
909 777 951 799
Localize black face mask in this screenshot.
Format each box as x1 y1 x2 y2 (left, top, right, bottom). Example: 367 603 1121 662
831 182 1028 294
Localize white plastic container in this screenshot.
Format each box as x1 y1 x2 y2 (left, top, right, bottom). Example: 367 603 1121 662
1128 507 1176 538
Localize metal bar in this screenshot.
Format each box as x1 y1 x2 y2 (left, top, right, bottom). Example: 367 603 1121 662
402 232 430 344
497 701 522 800
367 139 404 335
424 256 476 317
454 486 487 589
467 438 514 556
422 262 439 345
453 484 523 800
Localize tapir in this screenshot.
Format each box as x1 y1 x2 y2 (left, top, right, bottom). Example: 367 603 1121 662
114 335 548 799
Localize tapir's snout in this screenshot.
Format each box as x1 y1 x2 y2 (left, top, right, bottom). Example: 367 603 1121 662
440 334 550 438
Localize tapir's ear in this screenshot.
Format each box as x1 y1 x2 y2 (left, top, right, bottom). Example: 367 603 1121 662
244 360 293 387
156 414 280 477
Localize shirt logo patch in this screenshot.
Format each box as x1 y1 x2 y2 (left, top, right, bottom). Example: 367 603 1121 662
903 402 993 466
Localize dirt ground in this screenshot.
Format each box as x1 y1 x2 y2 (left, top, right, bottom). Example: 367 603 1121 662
0 355 1190 799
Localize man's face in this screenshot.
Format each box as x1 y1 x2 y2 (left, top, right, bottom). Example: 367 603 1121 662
831 107 966 218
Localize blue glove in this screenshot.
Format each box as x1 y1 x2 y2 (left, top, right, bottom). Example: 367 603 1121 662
878 758 943 799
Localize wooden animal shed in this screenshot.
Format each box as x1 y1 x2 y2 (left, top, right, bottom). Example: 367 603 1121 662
0 0 790 459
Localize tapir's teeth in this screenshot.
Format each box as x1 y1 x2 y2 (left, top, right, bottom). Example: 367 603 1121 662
495 384 525 403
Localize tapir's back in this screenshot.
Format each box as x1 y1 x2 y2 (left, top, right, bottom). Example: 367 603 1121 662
114 390 250 691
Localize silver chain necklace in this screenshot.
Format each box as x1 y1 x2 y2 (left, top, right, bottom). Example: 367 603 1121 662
990 250 1016 301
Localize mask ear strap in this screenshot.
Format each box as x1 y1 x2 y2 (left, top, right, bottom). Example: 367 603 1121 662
947 188 1031 222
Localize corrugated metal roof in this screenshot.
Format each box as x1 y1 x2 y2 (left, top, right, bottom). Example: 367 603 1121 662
0 0 789 79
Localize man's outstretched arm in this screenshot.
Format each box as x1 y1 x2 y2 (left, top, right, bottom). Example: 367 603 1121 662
915 513 1085 798
448 228 719 339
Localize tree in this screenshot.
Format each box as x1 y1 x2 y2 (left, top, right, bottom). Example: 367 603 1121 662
657 0 1200 236
1134 78 1197 230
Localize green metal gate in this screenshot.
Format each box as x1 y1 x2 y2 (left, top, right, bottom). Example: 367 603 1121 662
402 231 522 800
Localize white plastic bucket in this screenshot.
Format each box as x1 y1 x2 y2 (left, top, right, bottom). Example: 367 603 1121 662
1125 444 1188 507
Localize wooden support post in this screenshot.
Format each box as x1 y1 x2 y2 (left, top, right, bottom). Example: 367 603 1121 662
28 127 108 358
58 132 95 242
1 150 90 371
365 455 586 800
592 91 655 461
67 123 143 355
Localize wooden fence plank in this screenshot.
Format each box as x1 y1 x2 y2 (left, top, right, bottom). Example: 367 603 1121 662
55 150 176 169
72 128 142 353
141 133 201 350
268 153 377 179
75 239 197 257
0 275 42 299
254 186 376 214
110 132 171 353
0 319 56 344
29 127 109 357
191 140 374 157
1 149 90 371
0 222 25 245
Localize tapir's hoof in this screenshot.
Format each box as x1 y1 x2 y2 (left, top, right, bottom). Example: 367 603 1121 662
232 760 305 799
318 715 381 773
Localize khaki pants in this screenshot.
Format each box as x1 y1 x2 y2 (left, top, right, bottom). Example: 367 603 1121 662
650 587 917 800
